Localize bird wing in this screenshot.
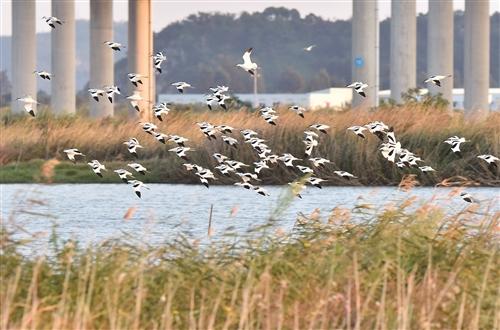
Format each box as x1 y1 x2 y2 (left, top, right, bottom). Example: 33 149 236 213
242 48 253 65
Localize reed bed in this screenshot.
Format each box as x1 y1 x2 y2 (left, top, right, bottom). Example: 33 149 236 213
1 105 499 185
1 195 499 329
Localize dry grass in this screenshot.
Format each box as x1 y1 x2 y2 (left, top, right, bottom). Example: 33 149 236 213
1 105 499 185
1 195 499 329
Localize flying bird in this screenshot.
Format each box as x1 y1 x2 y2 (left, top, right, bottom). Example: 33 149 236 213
88 88 105 102
104 41 126 51
152 51 167 73
303 45 316 52
347 82 368 98
334 171 357 179
63 148 85 163
128 180 149 198
114 169 134 183
33 70 52 80
127 73 146 87
42 16 63 29
460 192 476 203
289 105 306 118
153 102 171 121
347 126 367 139
87 160 106 177
477 154 499 168
128 163 148 175
16 95 38 117
104 85 121 103
237 48 258 75
126 91 143 112
309 124 330 134
171 82 193 93
444 136 469 156
424 75 452 87
169 147 191 160
419 166 436 172
123 138 143 157
307 177 326 189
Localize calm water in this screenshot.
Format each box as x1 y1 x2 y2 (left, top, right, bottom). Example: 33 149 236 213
1 184 498 249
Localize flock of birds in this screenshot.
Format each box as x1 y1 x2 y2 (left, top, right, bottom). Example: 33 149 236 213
15 16 499 203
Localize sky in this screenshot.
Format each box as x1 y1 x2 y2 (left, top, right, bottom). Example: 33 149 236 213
0 0 499 36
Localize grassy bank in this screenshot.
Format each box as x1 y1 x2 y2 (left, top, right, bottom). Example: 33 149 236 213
1 106 499 185
1 199 498 329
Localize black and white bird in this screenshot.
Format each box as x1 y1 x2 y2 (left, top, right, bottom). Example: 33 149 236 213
153 102 171 121
169 147 191 160
128 180 149 198
310 124 330 134
347 82 368 97
213 153 229 164
168 135 189 147
279 153 301 167
114 169 134 183
127 73 146 87
348 125 367 139
307 177 326 189
104 41 126 51
296 165 314 174
123 138 143 157
303 45 316 52
87 160 106 177
444 136 469 156
88 88 105 102
140 122 157 135
477 154 499 168
222 135 238 148
214 164 233 176
42 16 63 29
365 121 389 140
254 160 270 174
254 186 270 196
33 70 52 80
16 95 38 117
334 170 357 179
309 157 331 168
237 48 258 75
419 166 436 173
104 86 121 103
152 51 167 73
460 192 476 203
126 91 143 112
63 148 85 162
171 82 193 93
217 95 231 110
424 75 452 87
128 163 148 175
289 105 306 118
152 132 169 144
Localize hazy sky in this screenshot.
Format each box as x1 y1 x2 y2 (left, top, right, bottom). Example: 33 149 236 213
1 0 498 36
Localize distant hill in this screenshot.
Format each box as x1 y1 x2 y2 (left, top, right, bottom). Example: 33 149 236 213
1 8 498 96
0 20 127 93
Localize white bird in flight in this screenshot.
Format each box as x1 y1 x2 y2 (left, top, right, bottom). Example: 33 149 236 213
237 48 258 76
42 16 63 29
347 82 368 98
171 82 193 93
88 160 106 177
128 180 150 198
64 148 85 163
104 41 126 51
16 95 38 117
303 45 316 52
424 75 452 87
126 91 143 112
33 70 52 80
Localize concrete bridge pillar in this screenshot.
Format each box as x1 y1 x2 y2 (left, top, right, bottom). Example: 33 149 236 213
390 0 416 102
128 0 154 119
11 0 37 114
90 0 114 118
464 0 490 114
427 0 453 108
352 0 378 108
52 0 76 114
